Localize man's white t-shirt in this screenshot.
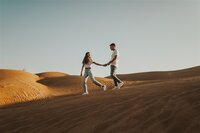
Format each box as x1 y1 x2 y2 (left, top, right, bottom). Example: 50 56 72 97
111 49 119 67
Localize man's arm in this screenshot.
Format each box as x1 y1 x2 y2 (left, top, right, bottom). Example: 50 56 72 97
104 55 117 66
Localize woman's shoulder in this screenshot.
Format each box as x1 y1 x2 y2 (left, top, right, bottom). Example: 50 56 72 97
90 58 94 62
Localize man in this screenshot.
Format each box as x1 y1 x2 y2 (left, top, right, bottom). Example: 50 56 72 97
104 43 124 90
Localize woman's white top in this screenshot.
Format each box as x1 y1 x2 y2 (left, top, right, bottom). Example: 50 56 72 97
84 58 93 68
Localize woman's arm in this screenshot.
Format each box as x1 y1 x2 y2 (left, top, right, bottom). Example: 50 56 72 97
93 61 103 66
80 63 84 76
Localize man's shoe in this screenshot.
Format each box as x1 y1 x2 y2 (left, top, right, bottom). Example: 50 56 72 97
102 85 107 91
82 92 89 95
117 82 124 89
112 86 118 90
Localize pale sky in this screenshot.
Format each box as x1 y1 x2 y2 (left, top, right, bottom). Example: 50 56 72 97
0 0 200 76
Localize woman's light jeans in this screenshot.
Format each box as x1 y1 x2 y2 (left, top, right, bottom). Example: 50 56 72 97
82 68 103 93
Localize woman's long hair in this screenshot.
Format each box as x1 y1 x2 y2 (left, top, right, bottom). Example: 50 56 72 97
82 52 90 64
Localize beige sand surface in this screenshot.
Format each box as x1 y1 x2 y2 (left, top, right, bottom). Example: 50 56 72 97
0 66 199 133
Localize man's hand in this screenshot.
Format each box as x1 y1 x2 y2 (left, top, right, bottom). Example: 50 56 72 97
103 63 109 67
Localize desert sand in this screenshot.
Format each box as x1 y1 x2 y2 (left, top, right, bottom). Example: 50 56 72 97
0 66 200 133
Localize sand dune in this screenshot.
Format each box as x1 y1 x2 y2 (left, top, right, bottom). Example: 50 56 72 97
0 69 51 106
0 66 200 133
0 70 115 106
115 66 200 81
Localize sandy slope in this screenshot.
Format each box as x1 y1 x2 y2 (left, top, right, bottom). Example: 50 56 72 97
0 76 199 133
0 66 200 133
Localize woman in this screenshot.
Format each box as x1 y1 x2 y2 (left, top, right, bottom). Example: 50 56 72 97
80 52 107 95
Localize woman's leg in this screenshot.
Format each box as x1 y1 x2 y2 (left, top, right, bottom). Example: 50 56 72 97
82 70 89 93
88 70 103 87
110 65 122 86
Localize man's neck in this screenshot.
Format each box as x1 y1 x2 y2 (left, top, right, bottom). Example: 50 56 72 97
112 48 116 51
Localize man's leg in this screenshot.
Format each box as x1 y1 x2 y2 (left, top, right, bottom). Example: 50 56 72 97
110 65 122 86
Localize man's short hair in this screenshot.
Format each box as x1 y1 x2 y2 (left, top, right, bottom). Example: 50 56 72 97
110 43 116 46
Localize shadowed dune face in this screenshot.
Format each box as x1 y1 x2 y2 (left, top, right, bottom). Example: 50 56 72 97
37 75 114 96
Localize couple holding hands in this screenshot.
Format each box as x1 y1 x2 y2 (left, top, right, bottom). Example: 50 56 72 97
80 43 124 95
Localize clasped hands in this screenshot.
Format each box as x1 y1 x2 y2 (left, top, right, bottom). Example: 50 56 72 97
101 63 109 67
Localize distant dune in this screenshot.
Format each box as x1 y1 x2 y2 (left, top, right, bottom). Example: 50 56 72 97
115 66 200 81
37 72 69 79
0 66 200 133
